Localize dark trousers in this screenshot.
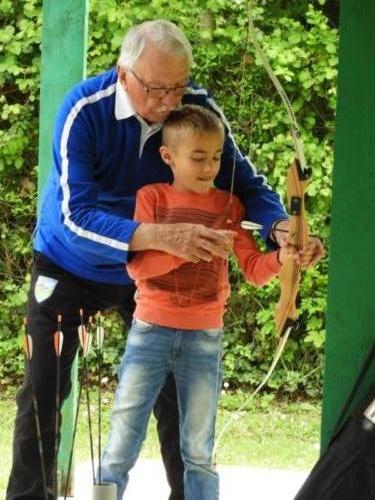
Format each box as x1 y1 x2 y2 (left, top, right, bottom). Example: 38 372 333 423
6 252 184 500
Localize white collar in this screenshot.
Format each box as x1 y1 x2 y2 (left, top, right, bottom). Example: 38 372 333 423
114 78 162 130
115 78 163 156
115 78 137 120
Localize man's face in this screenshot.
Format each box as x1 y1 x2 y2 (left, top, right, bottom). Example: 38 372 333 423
118 44 190 123
160 130 223 194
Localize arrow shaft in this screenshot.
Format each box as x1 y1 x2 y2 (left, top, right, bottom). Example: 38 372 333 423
23 328 49 500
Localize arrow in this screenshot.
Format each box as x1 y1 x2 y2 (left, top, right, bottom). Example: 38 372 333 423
53 314 64 499
23 317 49 500
96 312 105 484
64 312 95 499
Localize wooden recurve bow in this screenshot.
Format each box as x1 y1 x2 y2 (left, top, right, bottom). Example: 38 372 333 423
214 1 311 459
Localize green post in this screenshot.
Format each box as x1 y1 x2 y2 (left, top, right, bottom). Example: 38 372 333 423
38 0 89 495
321 0 375 450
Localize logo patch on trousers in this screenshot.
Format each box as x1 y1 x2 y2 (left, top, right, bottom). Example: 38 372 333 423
34 275 58 303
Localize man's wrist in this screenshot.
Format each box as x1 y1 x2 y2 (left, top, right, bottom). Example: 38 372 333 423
270 219 289 246
129 223 158 251
130 223 178 252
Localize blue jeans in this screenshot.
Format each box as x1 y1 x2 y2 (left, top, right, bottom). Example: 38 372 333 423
101 319 222 500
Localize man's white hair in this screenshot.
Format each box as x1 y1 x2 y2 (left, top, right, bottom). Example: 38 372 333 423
117 19 193 70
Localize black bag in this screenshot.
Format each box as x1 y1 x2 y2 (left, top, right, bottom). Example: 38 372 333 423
294 345 375 500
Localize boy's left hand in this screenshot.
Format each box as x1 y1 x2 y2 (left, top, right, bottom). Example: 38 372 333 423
299 237 325 268
272 220 325 268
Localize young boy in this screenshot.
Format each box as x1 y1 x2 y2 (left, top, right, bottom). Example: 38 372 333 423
101 105 289 500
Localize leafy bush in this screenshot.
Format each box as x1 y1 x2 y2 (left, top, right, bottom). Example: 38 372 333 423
0 0 338 396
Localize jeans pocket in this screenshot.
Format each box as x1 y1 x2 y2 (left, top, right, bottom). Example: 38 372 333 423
200 328 222 341
131 317 155 333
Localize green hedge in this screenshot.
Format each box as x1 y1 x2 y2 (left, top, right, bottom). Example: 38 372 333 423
0 0 337 397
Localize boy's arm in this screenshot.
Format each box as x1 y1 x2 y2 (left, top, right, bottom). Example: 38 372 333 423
127 188 187 280
234 231 281 287
232 201 282 287
127 250 186 280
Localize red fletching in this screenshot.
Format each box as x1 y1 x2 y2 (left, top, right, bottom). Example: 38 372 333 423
54 331 64 357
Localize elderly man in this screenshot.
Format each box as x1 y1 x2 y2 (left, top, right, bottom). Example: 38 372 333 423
6 19 323 500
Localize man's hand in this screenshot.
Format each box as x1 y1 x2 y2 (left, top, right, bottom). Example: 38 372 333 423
130 222 236 262
272 220 325 268
215 229 236 254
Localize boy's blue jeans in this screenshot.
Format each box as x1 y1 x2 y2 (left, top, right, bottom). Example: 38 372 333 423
101 318 222 500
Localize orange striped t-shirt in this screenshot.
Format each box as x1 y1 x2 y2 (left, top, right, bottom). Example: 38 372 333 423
127 183 281 329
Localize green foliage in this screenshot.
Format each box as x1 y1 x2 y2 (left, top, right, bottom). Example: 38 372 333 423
0 0 41 381
0 0 337 396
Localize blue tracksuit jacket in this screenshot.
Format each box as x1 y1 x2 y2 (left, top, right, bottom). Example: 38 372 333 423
34 68 286 284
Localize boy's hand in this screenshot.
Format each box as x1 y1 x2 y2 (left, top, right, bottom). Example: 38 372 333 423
300 237 325 268
278 243 299 265
272 220 325 268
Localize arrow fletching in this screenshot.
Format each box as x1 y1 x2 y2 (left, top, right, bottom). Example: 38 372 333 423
78 324 87 349
23 334 33 360
78 324 92 357
240 220 263 231
84 332 93 357
54 331 64 357
96 325 105 350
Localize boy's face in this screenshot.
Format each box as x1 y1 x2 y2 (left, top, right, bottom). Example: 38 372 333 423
160 130 223 194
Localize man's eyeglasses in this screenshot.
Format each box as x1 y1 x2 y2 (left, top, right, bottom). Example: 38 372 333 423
130 70 188 98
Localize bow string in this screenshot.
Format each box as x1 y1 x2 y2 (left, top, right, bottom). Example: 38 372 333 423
246 1 311 337
213 0 311 459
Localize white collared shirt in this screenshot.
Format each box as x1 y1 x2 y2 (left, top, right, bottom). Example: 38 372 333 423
115 79 163 157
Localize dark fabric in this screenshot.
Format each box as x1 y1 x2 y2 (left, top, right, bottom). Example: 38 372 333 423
295 387 375 500
6 252 184 499
332 345 374 438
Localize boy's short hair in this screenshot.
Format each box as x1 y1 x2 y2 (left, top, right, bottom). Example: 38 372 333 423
162 104 224 146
